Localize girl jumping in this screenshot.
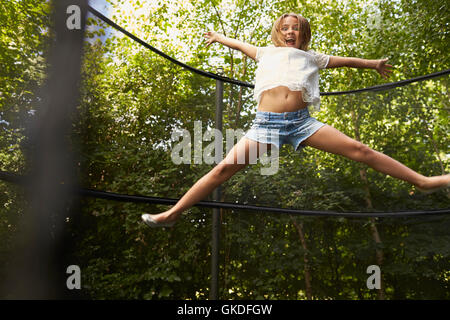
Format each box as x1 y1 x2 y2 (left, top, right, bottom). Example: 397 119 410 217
142 13 450 227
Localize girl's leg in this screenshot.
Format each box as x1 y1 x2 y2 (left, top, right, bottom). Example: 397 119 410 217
301 125 450 190
146 137 272 224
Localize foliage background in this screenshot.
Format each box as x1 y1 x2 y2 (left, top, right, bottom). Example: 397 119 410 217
0 0 449 299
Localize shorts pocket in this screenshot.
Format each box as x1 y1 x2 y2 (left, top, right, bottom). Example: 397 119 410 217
254 117 268 125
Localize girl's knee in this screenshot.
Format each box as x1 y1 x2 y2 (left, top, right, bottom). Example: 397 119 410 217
213 162 245 180
350 141 376 162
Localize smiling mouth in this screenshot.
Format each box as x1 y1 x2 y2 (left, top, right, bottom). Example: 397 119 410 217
285 39 296 46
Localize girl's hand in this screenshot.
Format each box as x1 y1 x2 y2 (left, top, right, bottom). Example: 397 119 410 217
376 58 393 80
204 31 223 47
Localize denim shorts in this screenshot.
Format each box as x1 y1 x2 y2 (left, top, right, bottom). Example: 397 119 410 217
244 108 325 151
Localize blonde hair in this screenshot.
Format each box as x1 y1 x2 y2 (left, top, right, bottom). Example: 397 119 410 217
271 13 311 51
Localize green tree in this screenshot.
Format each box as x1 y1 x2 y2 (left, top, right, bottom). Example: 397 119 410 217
0 0 51 292
1 0 448 300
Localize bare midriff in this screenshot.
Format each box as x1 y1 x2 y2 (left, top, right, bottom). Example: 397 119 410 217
257 86 308 113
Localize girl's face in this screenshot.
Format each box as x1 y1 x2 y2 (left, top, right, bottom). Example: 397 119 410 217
280 16 300 48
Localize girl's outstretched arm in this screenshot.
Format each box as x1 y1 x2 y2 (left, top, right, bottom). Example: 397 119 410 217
327 56 393 79
204 31 258 61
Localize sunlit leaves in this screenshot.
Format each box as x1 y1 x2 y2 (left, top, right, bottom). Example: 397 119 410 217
1 0 448 300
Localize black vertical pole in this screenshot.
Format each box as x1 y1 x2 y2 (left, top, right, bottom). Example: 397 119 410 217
210 70 223 300
1 0 86 298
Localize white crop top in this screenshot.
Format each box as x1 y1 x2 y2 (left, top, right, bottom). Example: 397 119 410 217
254 46 330 111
